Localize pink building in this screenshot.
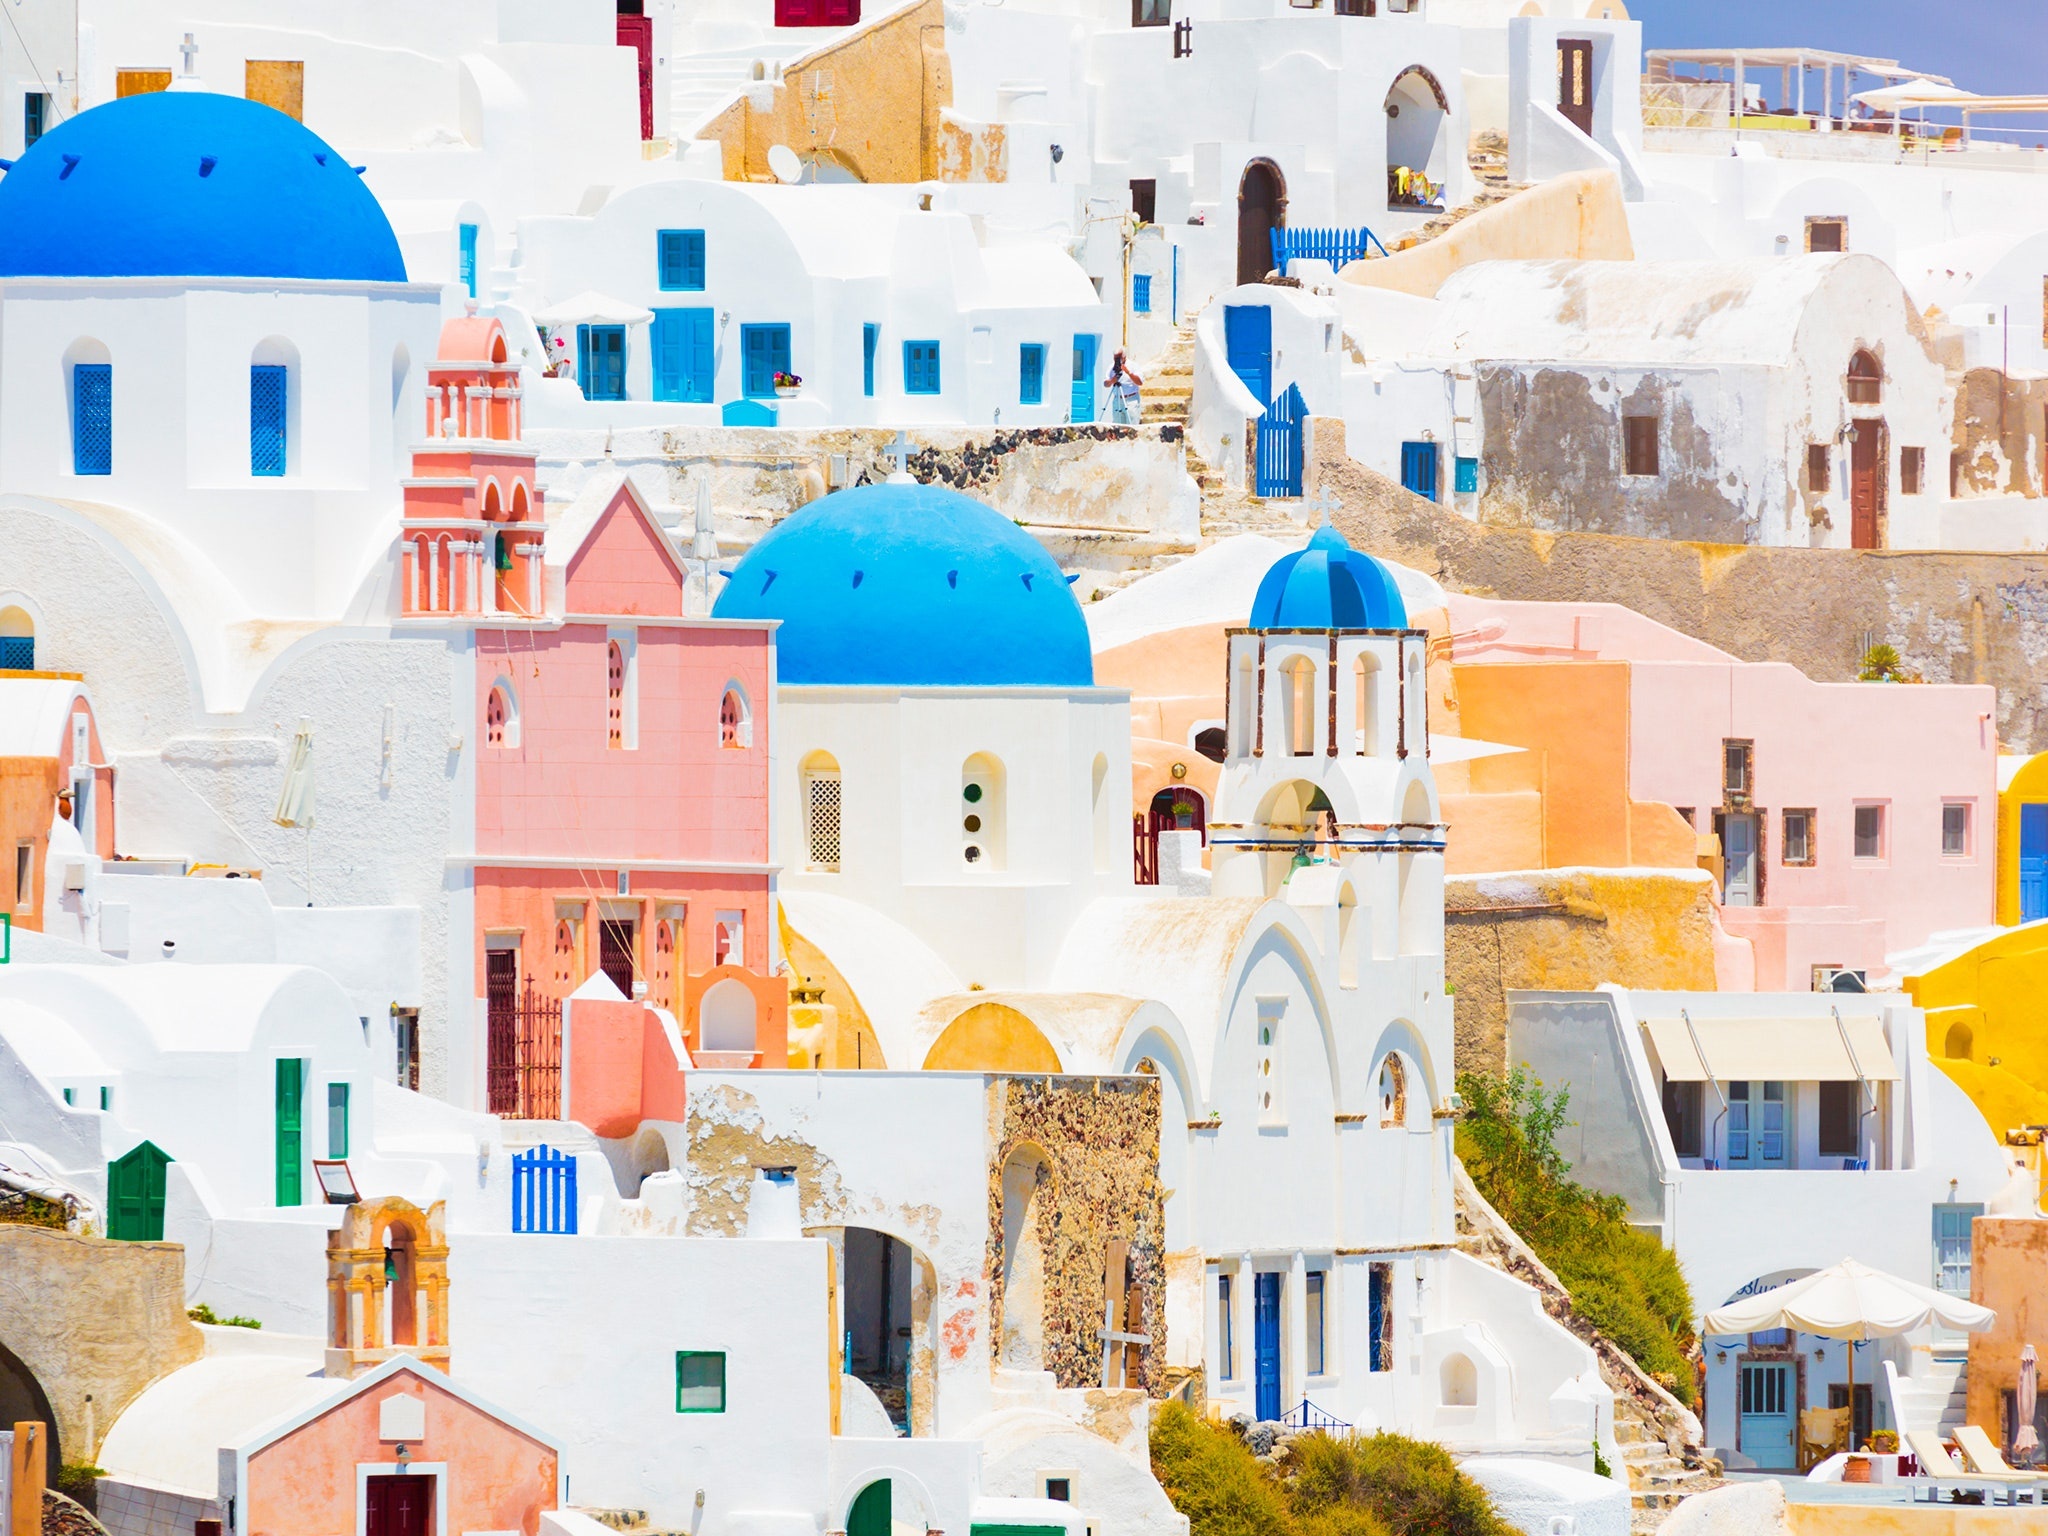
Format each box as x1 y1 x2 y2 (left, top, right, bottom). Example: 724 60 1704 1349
1446 595 1997 990
397 316 783 1117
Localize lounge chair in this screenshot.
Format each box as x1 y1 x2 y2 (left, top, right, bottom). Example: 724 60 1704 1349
1904 1429 2041 1505
1955 1425 2048 1491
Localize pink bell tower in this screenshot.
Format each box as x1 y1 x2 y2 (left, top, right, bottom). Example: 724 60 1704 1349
400 314 545 617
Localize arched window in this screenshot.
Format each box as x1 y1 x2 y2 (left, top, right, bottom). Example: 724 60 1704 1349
1397 780 1438 955
962 753 1007 870
434 534 453 612
385 1222 419 1345
699 978 759 1059
653 919 676 1011
1355 653 1382 756
720 686 751 748
607 641 626 748
1943 1021 1973 1061
1847 350 1882 406
412 535 435 613
1281 655 1318 757
802 752 842 872
0 605 35 672
1149 786 1207 842
485 685 511 747
998 1145 1051 1369
66 339 113 477
1407 653 1425 752
1378 1054 1408 1127
250 337 299 478
552 918 578 990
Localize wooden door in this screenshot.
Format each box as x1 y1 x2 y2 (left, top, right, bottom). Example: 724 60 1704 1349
245 60 305 120
617 16 654 140
1237 161 1284 286
108 1141 170 1241
847 1480 890 1536
1849 420 1883 548
1253 1271 1281 1421
1070 334 1099 423
366 1473 433 1536
1721 812 1758 906
1739 1363 1795 1469
275 1058 304 1207
1557 40 1594 134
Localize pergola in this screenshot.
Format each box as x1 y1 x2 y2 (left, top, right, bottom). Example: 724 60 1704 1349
1645 47 1954 128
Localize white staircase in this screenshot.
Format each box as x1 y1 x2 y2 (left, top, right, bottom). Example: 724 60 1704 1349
1886 1353 1970 1438
667 33 855 139
487 227 523 306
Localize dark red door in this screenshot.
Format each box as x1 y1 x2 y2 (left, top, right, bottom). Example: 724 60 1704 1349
600 919 637 997
775 0 859 27
486 948 518 1116
617 15 654 140
366 1474 433 1536
1557 40 1593 134
1850 420 1884 549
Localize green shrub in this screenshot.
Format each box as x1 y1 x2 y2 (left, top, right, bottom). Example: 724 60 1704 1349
54 1464 105 1512
187 1302 262 1329
1457 1066 1697 1406
1151 1404 1517 1536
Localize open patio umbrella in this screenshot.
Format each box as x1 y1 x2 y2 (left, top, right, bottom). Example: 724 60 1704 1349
530 291 655 328
2018 1344 2040 1466
1851 79 1979 112
1703 1258 1996 1445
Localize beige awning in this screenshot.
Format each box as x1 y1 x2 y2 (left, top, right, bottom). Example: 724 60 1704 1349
1642 1014 1900 1084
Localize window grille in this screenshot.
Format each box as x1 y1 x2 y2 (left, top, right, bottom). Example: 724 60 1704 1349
73 363 112 476
251 365 288 476
804 771 842 870
607 643 625 748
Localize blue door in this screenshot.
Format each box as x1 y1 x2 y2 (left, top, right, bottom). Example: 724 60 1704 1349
458 223 479 299
2022 804 2048 922
1224 304 1271 407
1253 1271 1281 1421
1739 1362 1795 1469
578 325 626 401
741 324 792 398
1400 441 1439 502
1070 334 1099 423
652 308 714 402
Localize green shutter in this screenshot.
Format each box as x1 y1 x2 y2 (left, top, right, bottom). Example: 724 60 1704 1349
275 1059 304 1207
107 1140 171 1241
327 1082 350 1159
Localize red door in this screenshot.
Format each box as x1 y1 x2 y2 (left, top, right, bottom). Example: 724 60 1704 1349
366 1474 433 1536
1849 420 1883 549
775 0 859 26
1557 40 1593 134
617 15 653 140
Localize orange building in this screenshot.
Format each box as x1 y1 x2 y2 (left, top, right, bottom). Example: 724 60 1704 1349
0 676 115 935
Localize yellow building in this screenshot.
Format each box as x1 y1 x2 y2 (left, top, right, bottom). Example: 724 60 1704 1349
1994 751 2048 927
1904 925 2048 1138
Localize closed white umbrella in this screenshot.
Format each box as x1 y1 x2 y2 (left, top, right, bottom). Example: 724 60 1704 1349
1704 1257 1995 1443
2018 1344 2039 1464
273 721 315 829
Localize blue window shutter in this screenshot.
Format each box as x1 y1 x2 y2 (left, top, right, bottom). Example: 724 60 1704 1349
740 325 791 397
250 365 288 476
1132 273 1152 313
73 364 112 476
659 230 707 291
1020 344 1044 405
1455 455 1478 494
577 325 592 400
904 340 940 395
685 231 706 290
458 223 479 299
863 324 878 397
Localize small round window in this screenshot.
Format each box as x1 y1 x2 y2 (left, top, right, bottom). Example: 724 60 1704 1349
963 782 984 804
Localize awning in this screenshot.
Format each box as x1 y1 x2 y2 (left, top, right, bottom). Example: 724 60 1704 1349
1642 1013 1900 1084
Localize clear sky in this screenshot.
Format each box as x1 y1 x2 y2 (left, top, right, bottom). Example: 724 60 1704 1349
1629 0 2045 97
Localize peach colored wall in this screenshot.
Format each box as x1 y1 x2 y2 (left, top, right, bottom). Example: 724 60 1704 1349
244 1372 557 1536
567 997 676 1138
564 499 692 618
1095 624 1230 750
1966 1215 2048 1460
0 758 58 930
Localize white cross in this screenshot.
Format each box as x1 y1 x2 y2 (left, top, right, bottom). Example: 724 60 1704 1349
179 33 199 75
880 430 917 483
1303 485 1342 527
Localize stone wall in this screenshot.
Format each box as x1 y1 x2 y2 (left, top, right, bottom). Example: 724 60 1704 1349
1444 870 1721 1078
984 1076 1166 1394
1306 424 2048 752
1965 1213 2048 1451
0 1227 203 1467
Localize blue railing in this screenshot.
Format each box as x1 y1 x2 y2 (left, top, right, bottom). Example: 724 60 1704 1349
1270 225 1391 275
1282 1398 1352 1431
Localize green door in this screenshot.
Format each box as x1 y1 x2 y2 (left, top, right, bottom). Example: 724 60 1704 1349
847 1480 890 1536
275 1058 304 1207
107 1140 171 1241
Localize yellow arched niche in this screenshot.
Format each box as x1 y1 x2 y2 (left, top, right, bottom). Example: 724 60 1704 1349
922 1002 1063 1073
776 904 888 1069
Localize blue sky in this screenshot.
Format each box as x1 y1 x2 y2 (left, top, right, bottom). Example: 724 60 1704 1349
1629 0 2043 97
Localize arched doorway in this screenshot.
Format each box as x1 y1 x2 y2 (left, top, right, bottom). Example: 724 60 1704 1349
0 1336 59 1477
841 1226 915 1431
1149 786 1207 844
997 1144 1051 1370
1237 159 1286 286
1385 66 1450 209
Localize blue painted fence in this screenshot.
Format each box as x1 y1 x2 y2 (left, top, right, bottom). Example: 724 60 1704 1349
1269 225 1391 275
511 1143 577 1234
1256 383 1306 500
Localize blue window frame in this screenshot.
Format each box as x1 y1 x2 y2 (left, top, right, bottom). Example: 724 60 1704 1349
1132 273 1152 314
24 93 50 149
1019 343 1045 405
578 324 626 402
72 364 112 476
903 340 940 396
653 308 715 403
863 323 879 398
1454 455 1478 494
659 230 707 292
458 223 478 299
740 324 792 398
250 365 288 476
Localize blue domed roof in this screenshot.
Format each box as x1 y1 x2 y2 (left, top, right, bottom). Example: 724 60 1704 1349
0 92 406 283
1249 522 1409 630
713 481 1094 688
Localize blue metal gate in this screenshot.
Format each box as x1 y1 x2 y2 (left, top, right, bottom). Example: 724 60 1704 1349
1256 384 1305 499
512 1143 578 1234
1400 440 1440 502
1253 1271 1281 1421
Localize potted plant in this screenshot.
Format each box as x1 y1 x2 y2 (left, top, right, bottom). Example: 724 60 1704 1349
773 370 803 399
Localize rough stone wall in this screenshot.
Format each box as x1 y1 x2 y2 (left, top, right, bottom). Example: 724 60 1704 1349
696 0 950 183
1444 870 1721 1079
1964 1213 2048 1446
1305 423 2048 752
1951 368 2048 500
983 1077 1167 1395
1475 368 1759 545
0 1227 204 1466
